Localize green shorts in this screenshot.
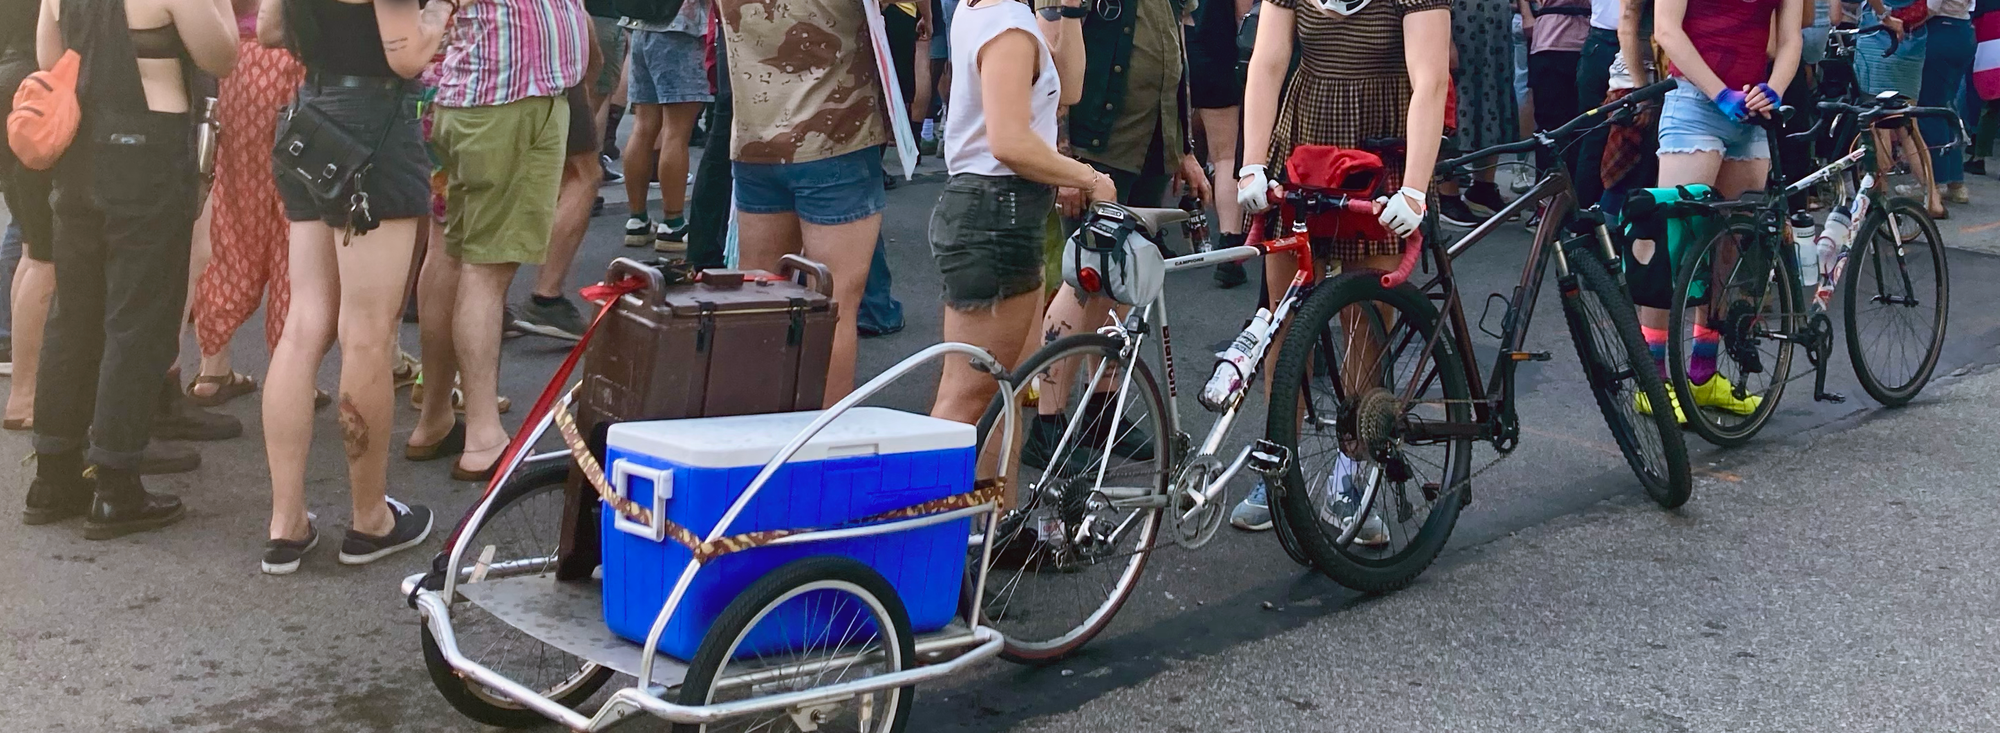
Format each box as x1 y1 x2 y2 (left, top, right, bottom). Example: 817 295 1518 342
432 96 570 265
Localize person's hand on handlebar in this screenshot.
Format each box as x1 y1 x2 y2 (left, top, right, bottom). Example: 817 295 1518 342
1377 187 1425 238
1744 82 1782 117
1238 164 1278 214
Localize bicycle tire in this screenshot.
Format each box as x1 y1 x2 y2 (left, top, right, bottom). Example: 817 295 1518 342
673 557 914 733
1559 246 1694 508
1843 200 1949 406
420 464 615 729
973 333 1168 664
1265 272 1472 594
1667 215 1800 447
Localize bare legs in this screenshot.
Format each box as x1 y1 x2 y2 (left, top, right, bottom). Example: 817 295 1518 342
533 151 601 299
1637 151 1767 330
264 218 419 541
1199 107 1243 237
453 262 519 473
623 104 663 218
409 221 459 449
656 103 703 223
6 256 53 425
738 211 878 405
934 292 1044 425
621 102 702 224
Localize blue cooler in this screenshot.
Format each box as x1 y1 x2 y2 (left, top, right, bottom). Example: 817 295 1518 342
601 407 975 660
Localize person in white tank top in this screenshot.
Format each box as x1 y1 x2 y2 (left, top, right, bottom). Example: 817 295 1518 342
928 0 1112 431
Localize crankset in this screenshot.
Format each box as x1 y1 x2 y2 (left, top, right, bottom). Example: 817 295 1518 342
1171 456 1228 550
1802 313 1845 403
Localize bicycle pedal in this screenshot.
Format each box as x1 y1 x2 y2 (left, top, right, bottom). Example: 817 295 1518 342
1247 440 1291 477
1505 351 1553 362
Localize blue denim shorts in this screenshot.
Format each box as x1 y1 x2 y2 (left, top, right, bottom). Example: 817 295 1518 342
733 146 888 226
628 30 714 105
1658 80 1770 161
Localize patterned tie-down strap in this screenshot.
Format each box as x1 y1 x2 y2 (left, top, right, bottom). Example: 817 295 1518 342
553 405 1006 564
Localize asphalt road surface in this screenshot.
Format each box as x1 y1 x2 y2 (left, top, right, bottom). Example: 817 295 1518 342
6 157 2000 732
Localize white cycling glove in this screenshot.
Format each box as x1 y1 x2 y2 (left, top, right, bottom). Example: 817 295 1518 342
1377 187 1426 238
1237 164 1274 214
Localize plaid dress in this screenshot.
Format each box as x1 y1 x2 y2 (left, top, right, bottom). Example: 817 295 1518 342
1268 0 1451 259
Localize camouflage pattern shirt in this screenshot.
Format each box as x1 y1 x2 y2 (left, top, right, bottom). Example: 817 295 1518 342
715 0 890 165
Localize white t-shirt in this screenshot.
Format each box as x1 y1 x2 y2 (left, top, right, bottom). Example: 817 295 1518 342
944 1 1061 177
1589 0 1620 30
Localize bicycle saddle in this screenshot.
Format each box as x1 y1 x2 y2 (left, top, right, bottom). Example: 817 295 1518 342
1099 203 1191 239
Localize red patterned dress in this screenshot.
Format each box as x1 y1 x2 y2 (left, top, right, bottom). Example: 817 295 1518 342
195 36 305 356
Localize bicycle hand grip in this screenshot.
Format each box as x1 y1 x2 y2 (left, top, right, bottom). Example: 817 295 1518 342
1381 233 1422 289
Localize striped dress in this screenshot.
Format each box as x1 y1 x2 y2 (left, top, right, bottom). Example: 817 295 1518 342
1268 0 1451 258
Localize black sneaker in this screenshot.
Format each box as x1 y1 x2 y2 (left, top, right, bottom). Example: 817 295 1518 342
1021 415 1106 479
1214 260 1248 289
262 518 319 575
601 155 624 184
655 219 689 254
1966 158 1986 176
338 499 433 565
624 215 653 247
511 296 587 342
1081 392 1156 461
1436 195 1485 228
1466 180 1507 215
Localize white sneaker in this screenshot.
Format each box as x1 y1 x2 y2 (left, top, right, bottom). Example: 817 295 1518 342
1320 454 1389 547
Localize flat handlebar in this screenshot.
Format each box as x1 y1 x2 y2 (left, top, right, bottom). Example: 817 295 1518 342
1438 78 1679 172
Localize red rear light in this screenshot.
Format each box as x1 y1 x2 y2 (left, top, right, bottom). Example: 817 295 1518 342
1078 268 1102 293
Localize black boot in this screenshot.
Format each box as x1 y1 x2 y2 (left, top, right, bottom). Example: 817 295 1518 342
22 451 92 525
1213 234 1249 289
84 466 185 540
154 372 242 442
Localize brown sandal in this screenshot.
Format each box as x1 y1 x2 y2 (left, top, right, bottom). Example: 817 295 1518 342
186 372 258 407
450 454 500 482
405 421 466 462
3 417 30 431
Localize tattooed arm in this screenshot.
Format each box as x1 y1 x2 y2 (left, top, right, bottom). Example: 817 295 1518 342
376 0 456 79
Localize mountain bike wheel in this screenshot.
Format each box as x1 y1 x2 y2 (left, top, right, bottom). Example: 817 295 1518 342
1843 200 1949 406
1265 273 1472 594
973 333 1168 664
1559 246 1693 508
1667 216 1801 447
420 465 615 728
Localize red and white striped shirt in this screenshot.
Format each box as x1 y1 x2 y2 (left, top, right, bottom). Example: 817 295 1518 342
432 0 590 109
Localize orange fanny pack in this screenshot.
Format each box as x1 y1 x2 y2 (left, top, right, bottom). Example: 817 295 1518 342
7 50 83 171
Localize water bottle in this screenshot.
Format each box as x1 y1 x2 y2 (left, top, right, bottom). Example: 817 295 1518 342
1790 213 1819 291
1812 208 1850 309
1201 308 1273 411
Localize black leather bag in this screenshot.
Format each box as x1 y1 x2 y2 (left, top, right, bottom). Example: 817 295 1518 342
273 101 374 202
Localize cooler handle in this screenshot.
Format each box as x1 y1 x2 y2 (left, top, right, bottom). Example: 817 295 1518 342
606 257 665 305
609 459 673 542
779 254 834 298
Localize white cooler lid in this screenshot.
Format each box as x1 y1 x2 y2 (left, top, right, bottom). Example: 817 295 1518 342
606 407 976 469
